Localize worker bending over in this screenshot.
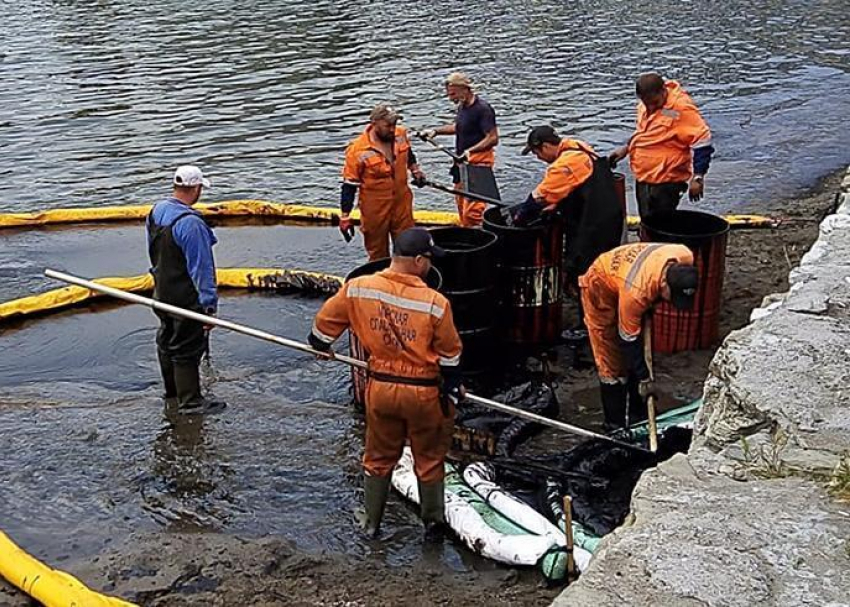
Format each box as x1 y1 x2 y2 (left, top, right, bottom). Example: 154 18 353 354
309 228 463 538
609 73 714 219
339 104 427 260
513 126 623 312
421 72 499 227
579 243 698 431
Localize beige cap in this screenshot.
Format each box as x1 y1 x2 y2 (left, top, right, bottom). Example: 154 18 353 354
445 72 473 88
369 103 400 123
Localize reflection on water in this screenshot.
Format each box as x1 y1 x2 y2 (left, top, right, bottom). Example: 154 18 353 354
146 410 227 530
0 0 848 217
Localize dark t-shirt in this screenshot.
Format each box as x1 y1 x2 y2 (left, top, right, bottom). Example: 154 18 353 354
455 96 497 155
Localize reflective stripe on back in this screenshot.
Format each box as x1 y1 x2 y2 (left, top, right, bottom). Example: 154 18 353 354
624 243 665 290
348 285 444 319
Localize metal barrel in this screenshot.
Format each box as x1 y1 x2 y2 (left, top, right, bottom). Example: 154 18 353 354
640 210 730 353
482 207 564 348
344 258 443 408
428 226 499 385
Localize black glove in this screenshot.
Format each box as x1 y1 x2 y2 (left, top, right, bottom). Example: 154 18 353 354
412 174 427 188
440 367 464 416
510 199 541 227
307 332 331 353
638 379 657 399
619 334 650 382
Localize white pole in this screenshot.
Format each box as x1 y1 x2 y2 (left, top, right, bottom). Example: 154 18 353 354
44 269 649 452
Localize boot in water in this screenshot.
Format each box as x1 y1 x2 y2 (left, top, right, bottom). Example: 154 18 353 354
174 362 226 415
355 474 391 539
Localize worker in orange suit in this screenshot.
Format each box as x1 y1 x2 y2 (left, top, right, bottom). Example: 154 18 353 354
512 126 623 288
308 228 464 539
339 104 427 261
609 73 715 219
420 72 499 227
578 243 698 431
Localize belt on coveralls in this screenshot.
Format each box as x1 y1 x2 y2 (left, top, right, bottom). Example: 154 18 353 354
367 370 441 387
367 371 450 417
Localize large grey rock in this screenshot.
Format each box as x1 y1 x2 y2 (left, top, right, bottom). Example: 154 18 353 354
554 166 850 607
553 455 850 607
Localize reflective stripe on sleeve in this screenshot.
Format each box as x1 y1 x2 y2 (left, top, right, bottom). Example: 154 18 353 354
439 353 461 366
619 327 639 342
311 322 336 344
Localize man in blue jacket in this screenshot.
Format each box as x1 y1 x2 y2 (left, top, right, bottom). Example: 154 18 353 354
147 165 225 414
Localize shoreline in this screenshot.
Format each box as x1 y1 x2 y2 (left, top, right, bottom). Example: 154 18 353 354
0 167 845 606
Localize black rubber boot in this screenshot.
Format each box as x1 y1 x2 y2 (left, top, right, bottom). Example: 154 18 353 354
355 475 391 539
418 479 446 541
157 349 177 401
600 381 628 433
174 362 226 415
626 376 649 425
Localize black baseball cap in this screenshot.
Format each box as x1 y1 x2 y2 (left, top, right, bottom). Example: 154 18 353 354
667 264 699 310
393 228 446 258
522 125 561 155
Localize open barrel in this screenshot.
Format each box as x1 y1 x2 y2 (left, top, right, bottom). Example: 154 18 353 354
344 258 443 409
482 207 563 348
640 210 729 353
428 227 499 386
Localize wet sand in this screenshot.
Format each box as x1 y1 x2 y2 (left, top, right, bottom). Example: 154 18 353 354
0 172 841 606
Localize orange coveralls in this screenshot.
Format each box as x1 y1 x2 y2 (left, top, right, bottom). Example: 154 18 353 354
455 149 495 227
532 139 595 206
579 243 693 381
312 269 462 483
628 80 713 184
343 126 417 261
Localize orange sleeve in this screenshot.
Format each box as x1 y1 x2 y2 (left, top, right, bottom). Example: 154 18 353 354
676 103 712 148
312 284 352 345
342 143 363 185
532 154 592 205
432 296 462 367
617 289 649 341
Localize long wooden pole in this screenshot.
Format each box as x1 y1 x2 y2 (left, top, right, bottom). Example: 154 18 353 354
44 269 649 453
563 495 576 580
643 317 659 453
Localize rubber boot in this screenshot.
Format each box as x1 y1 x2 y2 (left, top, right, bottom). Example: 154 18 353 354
157 349 177 402
599 381 628 433
355 474 391 539
418 479 446 541
174 362 226 415
626 376 649 425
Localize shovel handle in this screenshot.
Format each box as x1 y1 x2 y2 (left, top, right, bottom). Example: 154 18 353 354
643 316 659 453
421 179 506 208
411 129 463 163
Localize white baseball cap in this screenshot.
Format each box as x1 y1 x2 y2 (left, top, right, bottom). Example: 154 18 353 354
173 165 211 188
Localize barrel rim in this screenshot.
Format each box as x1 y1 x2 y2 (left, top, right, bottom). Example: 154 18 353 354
428 225 498 254
640 209 730 240
482 207 557 234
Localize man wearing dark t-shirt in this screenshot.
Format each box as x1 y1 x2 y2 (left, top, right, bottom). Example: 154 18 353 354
422 72 499 227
